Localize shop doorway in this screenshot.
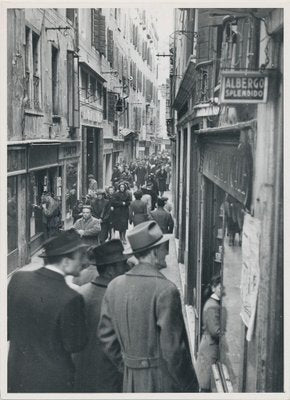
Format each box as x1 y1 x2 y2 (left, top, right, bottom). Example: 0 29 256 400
200 178 245 391
83 127 102 194
28 167 62 254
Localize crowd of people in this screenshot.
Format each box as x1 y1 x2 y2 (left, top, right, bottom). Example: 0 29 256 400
71 154 173 247
7 152 224 394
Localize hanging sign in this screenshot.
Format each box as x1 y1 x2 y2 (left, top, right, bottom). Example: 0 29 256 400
221 71 268 104
240 213 261 341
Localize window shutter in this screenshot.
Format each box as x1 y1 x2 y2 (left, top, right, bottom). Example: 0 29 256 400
99 14 106 56
197 9 211 63
108 91 116 123
91 9 95 47
123 57 128 78
133 63 137 90
67 51 74 127
103 86 107 119
93 9 100 51
73 55 80 127
143 75 146 96
107 29 114 65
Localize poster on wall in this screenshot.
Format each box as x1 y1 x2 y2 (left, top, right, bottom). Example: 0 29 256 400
240 213 261 341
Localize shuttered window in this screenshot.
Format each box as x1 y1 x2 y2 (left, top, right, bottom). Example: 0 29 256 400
196 9 211 63
143 75 146 96
132 62 137 90
67 51 79 128
108 91 116 123
91 9 106 56
107 28 114 65
103 87 107 120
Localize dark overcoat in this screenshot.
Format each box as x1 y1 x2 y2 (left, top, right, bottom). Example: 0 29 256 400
111 191 131 231
156 170 167 192
98 263 198 393
8 268 87 393
135 166 147 187
73 276 122 392
129 199 148 226
150 207 174 234
195 296 221 390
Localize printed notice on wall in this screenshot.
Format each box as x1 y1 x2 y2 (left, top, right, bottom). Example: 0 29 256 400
240 213 261 341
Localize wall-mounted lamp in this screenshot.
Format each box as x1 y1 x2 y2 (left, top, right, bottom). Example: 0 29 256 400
101 70 119 77
169 30 199 40
45 26 71 31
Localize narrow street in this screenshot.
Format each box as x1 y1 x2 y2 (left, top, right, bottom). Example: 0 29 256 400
5 6 284 396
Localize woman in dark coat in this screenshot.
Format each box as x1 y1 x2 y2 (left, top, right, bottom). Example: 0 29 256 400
112 182 131 244
196 275 222 392
129 190 149 226
156 165 167 196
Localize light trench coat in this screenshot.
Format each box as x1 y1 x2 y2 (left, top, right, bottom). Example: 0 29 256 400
97 262 198 393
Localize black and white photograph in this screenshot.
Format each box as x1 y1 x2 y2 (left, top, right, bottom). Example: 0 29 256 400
1 3 287 398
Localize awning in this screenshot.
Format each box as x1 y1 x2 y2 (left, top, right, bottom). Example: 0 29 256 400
79 61 106 83
119 128 137 138
172 58 196 110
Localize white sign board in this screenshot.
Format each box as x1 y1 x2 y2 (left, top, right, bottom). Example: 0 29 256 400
240 213 261 341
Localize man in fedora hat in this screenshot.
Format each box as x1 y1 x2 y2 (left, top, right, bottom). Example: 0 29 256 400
73 239 129 393
8 229 88 393
98 221 198 393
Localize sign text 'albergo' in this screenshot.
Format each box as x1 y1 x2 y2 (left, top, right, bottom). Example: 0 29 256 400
220 71 268 104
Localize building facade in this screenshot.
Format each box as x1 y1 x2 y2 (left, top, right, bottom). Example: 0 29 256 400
170 8 283 393
77 8 160 188
7 9 80 273
7 7 160 272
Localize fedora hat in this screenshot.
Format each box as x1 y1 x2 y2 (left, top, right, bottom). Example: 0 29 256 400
124 221 170 255
91 239 128 266
39 229 88 258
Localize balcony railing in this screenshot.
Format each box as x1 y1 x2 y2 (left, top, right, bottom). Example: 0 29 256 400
193 59 221 106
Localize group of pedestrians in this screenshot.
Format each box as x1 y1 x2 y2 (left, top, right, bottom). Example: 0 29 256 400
8 221 199 393
7 150 223 393
71 154 173 247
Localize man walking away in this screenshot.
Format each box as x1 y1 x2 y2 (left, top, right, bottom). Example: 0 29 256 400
74 239 129 392
98 221 198 393
149 198 174 268
129 190 149 226
150 198 174 234
8 230 88 393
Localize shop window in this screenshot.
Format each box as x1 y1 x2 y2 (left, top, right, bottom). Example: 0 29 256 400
29 169 62 240
29 171 45 239
7 176 18 254
66 162 78 215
